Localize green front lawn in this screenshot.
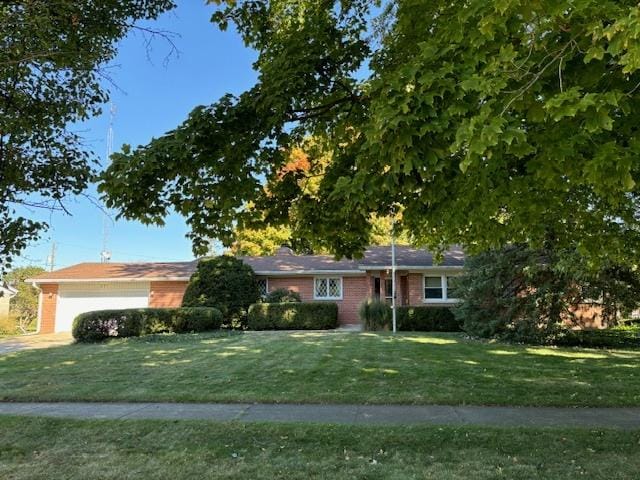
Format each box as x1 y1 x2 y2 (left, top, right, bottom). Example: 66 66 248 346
0 416 638 479
0 331 639 406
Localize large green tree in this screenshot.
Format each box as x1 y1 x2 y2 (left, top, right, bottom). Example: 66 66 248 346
0 0 176 270
101 0 640 265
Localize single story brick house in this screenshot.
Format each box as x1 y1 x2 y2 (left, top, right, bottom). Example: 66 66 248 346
27 246 465 333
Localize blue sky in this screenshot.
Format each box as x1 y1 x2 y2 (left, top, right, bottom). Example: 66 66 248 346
16 1 258 269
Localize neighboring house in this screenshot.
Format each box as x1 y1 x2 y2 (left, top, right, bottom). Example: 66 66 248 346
0 282 18 320
27 246 465 333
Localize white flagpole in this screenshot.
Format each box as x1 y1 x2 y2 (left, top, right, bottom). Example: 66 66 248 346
391 212 397 334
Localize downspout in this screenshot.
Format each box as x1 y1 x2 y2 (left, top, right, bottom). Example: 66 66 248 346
33 282 43 334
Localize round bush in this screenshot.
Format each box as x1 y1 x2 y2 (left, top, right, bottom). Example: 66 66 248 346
182 256 260 326
265 288 301 303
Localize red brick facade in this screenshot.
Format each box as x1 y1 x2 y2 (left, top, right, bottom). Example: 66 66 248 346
39 284 58 334
263 275 369 325
149 281 188 308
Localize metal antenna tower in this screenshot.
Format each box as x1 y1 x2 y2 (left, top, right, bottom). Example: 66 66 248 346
100 103 116 264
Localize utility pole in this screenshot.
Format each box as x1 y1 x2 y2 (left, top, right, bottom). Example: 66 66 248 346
46 242 56 272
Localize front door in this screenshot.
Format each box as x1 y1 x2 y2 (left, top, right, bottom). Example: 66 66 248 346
373 277 381 299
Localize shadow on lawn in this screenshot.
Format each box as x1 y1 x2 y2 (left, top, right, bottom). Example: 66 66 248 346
1 330 638 405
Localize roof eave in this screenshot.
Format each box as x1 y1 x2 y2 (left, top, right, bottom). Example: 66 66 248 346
253 270 363 276
25 277 192 284
358 265 464 271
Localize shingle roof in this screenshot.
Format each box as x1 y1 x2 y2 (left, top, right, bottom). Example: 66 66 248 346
28 261 198 282
240 254 361 273
29 246 465 283
357 245 465 268
241 245 465 272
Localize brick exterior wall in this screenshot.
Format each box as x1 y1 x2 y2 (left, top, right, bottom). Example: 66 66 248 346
35 271 610 333
566 304 606 329
263 275 368 325
149 281 188 308
406 273 424 306
39 284 58 334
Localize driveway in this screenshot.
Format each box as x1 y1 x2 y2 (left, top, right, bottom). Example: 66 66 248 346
0 333 74 355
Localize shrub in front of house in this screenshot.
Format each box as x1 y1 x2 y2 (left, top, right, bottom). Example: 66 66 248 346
359 300 460 332
264 288 301 303
455 245 640 344
182 256 260 327
72 307 223 342
359 299 391 331
247 302 338 330
397 306 461 332
554 325 640 349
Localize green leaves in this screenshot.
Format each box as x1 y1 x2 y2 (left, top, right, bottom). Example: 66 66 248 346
0 0 177 270
100 0 640 267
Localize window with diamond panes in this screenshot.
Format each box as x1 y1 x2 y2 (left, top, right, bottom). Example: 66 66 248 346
257 279 268 298
315 277 342 299
329 278 340 297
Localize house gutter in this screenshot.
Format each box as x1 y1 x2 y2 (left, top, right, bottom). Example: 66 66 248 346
357 265 464 271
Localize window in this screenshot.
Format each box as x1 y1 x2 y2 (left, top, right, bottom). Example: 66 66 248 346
257 278 268 298
424 275 460 302
445 276 459 300
424 276 444 300
314 277 342 300
384 278 393 303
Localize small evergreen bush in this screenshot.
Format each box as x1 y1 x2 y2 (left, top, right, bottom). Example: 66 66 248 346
73 307 223 342
182 256 260 327
247 302 338 330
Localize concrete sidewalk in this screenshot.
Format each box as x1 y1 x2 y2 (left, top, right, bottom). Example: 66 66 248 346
1 402 639 429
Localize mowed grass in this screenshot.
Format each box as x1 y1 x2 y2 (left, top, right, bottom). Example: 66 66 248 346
0 416 639 480
0 331 639 406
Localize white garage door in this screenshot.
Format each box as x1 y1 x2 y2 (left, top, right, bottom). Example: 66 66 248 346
56 282 150 333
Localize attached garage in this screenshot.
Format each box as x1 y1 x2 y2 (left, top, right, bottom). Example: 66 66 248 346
27 261 197 334
55 282 150 333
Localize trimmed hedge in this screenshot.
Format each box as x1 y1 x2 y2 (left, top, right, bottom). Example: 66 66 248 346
360 303 461 332
555 325 640 349
265 288 302 303
397 306 462 332
247 302 339 330
72 307 223 342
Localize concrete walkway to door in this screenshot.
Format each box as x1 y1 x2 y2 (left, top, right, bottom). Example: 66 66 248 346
0 333 73 355
0 402 639 429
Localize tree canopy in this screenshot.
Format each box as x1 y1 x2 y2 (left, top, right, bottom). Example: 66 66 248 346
231 214 408 256
100 0 640 265
0 0 176 270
